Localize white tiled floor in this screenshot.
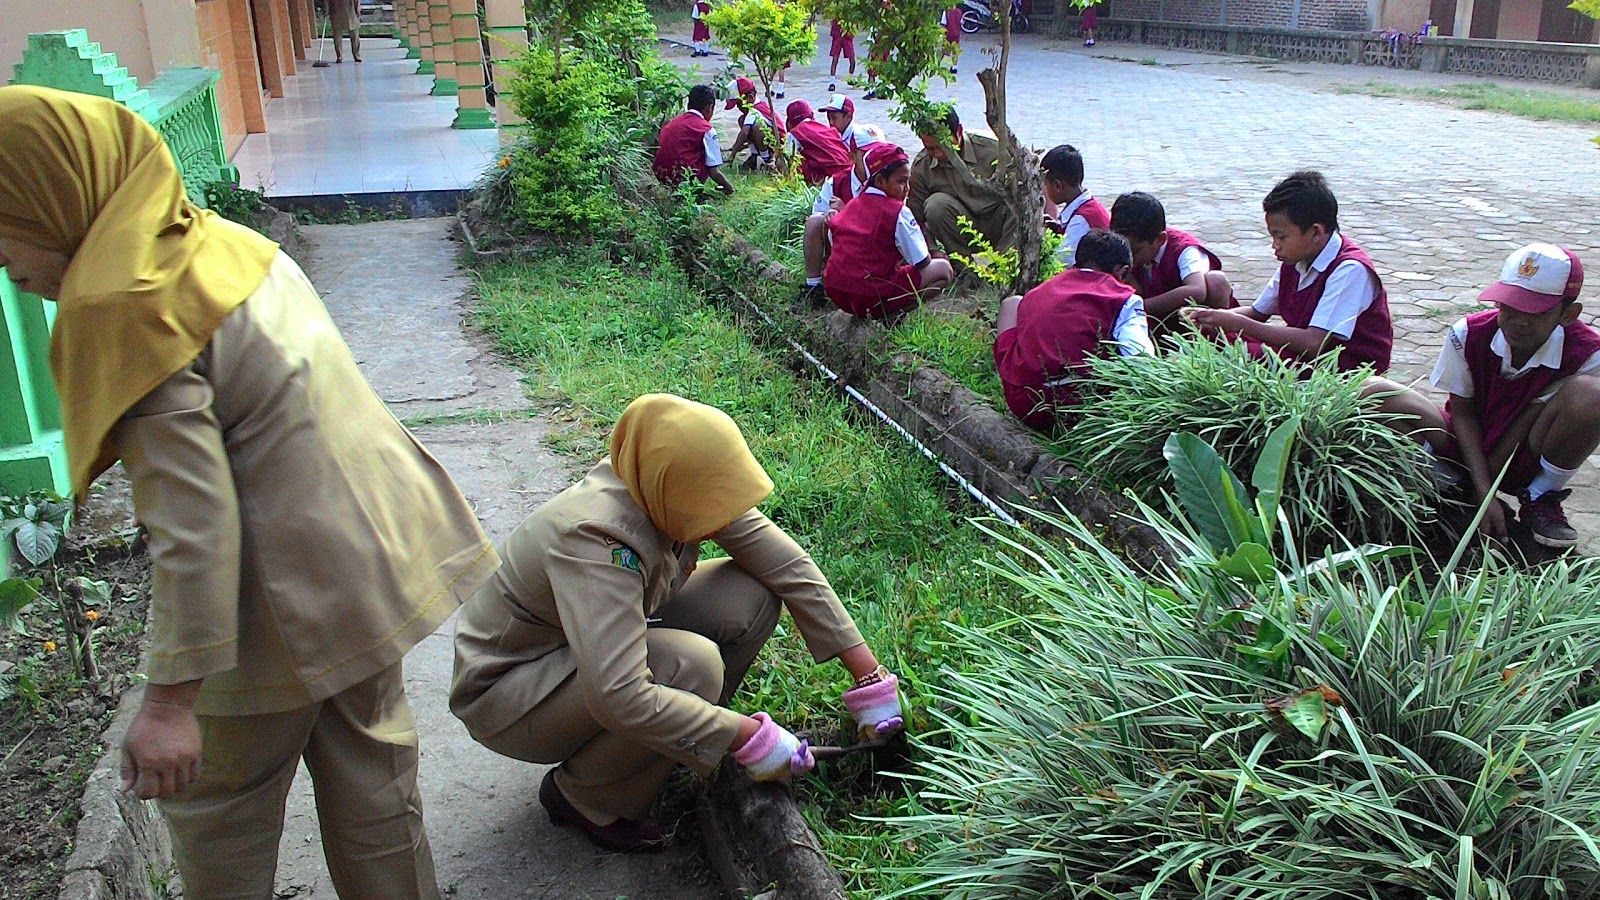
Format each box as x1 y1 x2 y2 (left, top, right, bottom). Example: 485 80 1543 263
231 38 500 197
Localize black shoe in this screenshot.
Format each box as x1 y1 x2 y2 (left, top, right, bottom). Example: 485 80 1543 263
798 282 827 305
540 770 665 853
1519 489 1580 548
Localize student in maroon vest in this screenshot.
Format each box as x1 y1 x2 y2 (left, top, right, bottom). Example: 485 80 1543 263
822 144 955 319
1041 144 1110 267
652 85 734 195
690 0 713 56
994 230 1154 432
784 101 853 187
827 20 856 93
725 77 785 170
1369 244 1600 548
1110 191 1235 334
799 124 887 303
1189 171 1391 374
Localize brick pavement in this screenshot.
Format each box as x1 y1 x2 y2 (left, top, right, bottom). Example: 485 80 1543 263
667 30 1600 552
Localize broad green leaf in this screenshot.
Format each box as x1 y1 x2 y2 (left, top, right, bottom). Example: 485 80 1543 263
1163 432 1254 553
1267 687 1328 741
0 577 42 634
1250 415 1300 549
12 519 59 566
1216 542 1276 584
73 577 112 607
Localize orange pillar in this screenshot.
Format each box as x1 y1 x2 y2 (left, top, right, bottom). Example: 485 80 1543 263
484 0 526 142
451 0 492 127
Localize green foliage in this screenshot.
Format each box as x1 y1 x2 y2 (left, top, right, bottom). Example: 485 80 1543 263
819 0 954 126
201 182 270 234
1341 80 1600 125
2 493 71 567
1571 0 1600 20
711 170 818 270
702 0 817 102
0 577 42 635
888 506 1600 898
887 309 1005 407
949 214 1021 289
1060 335 1439 550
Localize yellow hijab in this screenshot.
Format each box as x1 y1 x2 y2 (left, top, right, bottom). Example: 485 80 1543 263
0 85 279 496
609 394 774 542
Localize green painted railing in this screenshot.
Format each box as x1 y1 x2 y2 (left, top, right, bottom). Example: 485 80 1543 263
2 29 236 497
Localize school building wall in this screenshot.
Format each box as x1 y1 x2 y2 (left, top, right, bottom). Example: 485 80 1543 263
1105 0 1598 39
1103 0 1378 30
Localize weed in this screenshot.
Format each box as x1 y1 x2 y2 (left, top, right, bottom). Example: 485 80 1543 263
886 308 1004 405
1339 80 1600 126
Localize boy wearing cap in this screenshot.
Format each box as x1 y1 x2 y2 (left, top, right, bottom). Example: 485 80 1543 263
652 85 735 195
784 101 853 187
725 77 786 170
821 95 865 154
995 229 1153 431
1375 244 1600 547
1188 171 1388 371
823 144 955 318
828 21 856 93
1041 144 1110 267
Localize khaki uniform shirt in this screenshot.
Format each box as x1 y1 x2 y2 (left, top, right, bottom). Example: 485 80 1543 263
450 460 865 776
112 252 500 717
907 130 1012 240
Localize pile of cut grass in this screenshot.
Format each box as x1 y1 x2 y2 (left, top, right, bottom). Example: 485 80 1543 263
473 243 1019 896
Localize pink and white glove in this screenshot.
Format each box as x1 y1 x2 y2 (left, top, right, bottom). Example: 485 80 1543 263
843 673 904 741
733 713 816 783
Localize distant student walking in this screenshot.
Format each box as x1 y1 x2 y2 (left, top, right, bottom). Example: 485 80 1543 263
828 20 856 92
691 0 713 57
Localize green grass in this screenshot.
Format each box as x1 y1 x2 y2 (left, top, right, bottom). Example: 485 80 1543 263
887 308 1005 407
1340 80 1600 126
472 243 1025 896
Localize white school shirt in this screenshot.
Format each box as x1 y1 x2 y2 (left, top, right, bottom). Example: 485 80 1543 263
695 110 723 167
1250 233 1377 339
860 187 931 265
1039 294 1154 394
1141 240 1210 287
839 121 865 153
1431 318 1600 403
811 171 866 216
1051 193 1097 266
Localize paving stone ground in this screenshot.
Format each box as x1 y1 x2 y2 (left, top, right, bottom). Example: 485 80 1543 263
668 28 1600 553
269 220 715 899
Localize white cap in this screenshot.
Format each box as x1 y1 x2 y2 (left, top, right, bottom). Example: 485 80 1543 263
819 94 855 114
853 122 887 149
1480 243 1584 314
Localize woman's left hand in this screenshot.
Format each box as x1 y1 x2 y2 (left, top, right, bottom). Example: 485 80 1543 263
843 669 904 741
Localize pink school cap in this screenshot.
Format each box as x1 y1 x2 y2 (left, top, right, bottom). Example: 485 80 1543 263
1480 243 1584 314
724 77 756 109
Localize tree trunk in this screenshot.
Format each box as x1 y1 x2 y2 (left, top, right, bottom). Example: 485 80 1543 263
977 9 1045 292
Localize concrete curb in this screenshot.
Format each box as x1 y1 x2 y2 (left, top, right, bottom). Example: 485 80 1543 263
57 685 175 900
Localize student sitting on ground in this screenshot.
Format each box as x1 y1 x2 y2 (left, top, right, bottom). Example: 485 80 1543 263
820 94 866 154
994 230 1154 432
1370 244 1600 548
1041 144 1110 267
784 100 853 187
1188 170 1392 374
822 144 955 319
799 124 886 303
652 85 735 195
1109 191 1234 330
725 77 785 171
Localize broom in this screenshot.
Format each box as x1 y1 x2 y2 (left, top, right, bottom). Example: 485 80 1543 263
312 9 333 67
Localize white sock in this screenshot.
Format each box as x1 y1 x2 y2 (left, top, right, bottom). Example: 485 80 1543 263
1526 457 1578 500
806 277 821 287
1421 441 1461 488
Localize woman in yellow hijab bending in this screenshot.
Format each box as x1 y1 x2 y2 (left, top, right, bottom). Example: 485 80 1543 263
450 393 907 852
0 86 500 898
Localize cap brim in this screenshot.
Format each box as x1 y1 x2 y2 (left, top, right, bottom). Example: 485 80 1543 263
1480 281 1563 314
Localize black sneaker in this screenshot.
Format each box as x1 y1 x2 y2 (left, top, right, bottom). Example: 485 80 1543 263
1519 489 1580 548
540 769 665 853
798 282 827 305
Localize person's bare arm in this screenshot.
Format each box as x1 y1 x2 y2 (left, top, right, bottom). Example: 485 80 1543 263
708 167 735 195
1141 271 1210 319
1188 307 1328 359
1449 394 1512 540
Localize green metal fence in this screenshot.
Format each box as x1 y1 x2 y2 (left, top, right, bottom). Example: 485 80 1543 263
2 29 236 497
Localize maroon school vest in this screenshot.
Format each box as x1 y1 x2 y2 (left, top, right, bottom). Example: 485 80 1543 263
652 111 713 185
1275 236 1392 374
789 120 852 186
1137 228 1222 298
1448 310 1600 452
1068 196 1111 232
994 268 1133 430
744 101 787 146
692 1 711 40
825 192 904 289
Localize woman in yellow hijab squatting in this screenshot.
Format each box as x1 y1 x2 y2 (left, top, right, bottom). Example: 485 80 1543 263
451 393 907 852
0 86 500 897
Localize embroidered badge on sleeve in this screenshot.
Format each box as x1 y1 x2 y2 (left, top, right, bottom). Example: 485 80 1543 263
611 545 643 573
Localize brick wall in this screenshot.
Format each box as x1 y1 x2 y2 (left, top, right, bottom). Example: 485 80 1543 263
1106 0 1374 30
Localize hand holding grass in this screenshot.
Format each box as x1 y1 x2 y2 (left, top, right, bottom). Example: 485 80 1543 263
1185 306 1254 335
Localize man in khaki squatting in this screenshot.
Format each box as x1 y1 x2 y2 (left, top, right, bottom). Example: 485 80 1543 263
908 106 1015 262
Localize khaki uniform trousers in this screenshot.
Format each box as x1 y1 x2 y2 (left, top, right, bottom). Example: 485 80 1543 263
477 557 781 824
161 663 437 900
922 192 1017 261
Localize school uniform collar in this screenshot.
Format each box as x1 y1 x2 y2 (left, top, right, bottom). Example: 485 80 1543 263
1060 191 1093 221
1296 231 1344 279
1491 323 1567 375
864 187 886 197
692 109 711 121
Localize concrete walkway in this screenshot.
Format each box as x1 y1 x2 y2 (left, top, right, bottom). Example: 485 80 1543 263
670 27 1600 553
270 219 714 899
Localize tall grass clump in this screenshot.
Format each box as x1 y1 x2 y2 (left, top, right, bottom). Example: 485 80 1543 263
710 171 818 271
1060 335 1438 548
888 507 1600 899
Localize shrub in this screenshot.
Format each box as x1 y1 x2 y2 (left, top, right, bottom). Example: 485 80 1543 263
888 499 1600 898
1059 334 1439 549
